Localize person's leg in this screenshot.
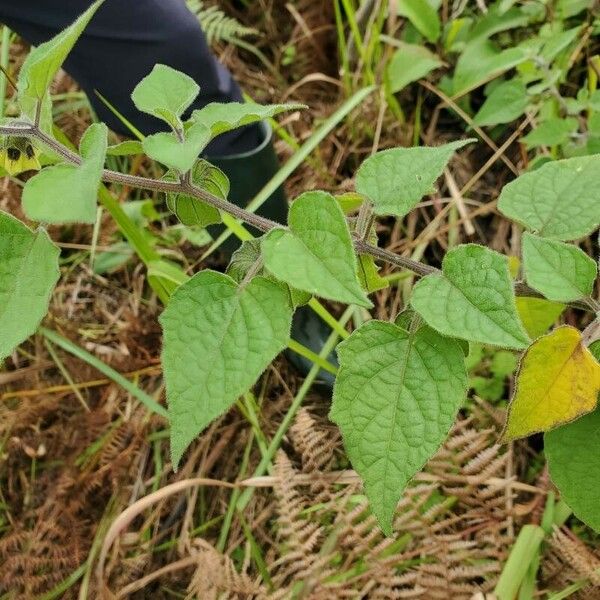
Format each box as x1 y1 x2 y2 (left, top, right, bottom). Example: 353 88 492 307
0 0 261 155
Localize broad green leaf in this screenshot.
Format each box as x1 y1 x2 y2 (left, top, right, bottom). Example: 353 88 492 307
143 121 210 173
18 0 103 101
386 43 442 94
161 270 293 468
226 238 310 307
22 123 107 224
473 79 529 127
262 191 371 307
522 233 597 302
131 64 199 128
411 244 530 349
503 326 600 441
466 6 529 42
522 118 578 148
164 159 225 227
515 297 565 338
541 26 582 62
330 320 467 535
546 406 600 532
355 140 474 217
0 211 60 361
397 0 441 42
106 140 144 156
452 39 528 95
498 156 600 240
192 102 305 139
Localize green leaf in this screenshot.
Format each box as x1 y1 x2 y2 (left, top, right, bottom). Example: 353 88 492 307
330 320 467 535
164 159 225 227
106 140 144 156
22 123 107 224
355 139 474 217
498 156 600 240
397 0 441 42
411 244 530 349
546 405 600 532
357 254 388 293
131 64 199 128
452 39 528 95
143 121 210 173
503 326 600 441
18 0 103 102
192 101 305 139
515 297 564 339
262 191 371 307
386 42 442 94
161 270 293 468
0 211 60 362
522 118 578 148
472 79 529 127
522 233 597 302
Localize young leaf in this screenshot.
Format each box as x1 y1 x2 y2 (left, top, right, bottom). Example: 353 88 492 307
18 0 103 102
522 233 597 302
0 211 60 362
161 270 293 468
330 320 467 535
22 123 108 224
472 79 529 127
142 121 210 173
546 406 600 532
498 156 600 240
192 102 305 139
386 43 442 94
106 140 144 156
131 64 200 128
522 117 578 148
515 297 565 339
355 139 474 217
397 0 441 43
164 159 225 227
262 191 372 307
502 326 600 441
411 244 530 349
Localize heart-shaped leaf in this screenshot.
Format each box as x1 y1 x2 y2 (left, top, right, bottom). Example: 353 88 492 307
262 191 371 307
143 121 210 173
161 270 293 468
330 320 467 535
411 244 530 349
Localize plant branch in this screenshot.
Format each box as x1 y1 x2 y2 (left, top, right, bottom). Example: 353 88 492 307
2 122 597 313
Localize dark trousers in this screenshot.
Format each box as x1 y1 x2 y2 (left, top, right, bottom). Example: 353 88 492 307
0 0 262 155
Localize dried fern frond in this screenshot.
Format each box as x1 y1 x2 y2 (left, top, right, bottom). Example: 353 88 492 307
186 1 257 45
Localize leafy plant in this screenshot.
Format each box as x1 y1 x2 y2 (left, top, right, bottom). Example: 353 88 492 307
1 1 600 541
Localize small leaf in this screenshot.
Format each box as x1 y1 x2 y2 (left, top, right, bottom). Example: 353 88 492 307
502 326 600 441
131 64 199 127
515 297 565 338
143 121 210 173
498 156 600 240
522 233 597 302
192 102 305 138
386 43 442 94
18 0 103 102
522 117 578 148
411 244 530 349
106 140 144 156
397 0 441 42
0 211 60 361
161 270 293 468
357 254 388 293
355 140 474 217
472 79 529 127
22 123 107 224
546 406 600 533
330 320 467 535
164 159 225 227
262 191 371 307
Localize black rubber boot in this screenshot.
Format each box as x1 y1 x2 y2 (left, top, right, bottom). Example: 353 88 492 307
206 123 337 387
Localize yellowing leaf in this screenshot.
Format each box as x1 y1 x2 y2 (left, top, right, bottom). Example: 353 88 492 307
502 326 600 441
